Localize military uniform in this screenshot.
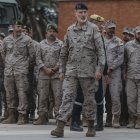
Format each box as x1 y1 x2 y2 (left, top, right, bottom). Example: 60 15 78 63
27 39 39 120
0 40 5 116
124 27 140 128
1 32 34 124
103 20 124 128
57 20 105 122
35 38 63 120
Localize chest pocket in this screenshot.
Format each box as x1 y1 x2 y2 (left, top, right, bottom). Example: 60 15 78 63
17 42 28 55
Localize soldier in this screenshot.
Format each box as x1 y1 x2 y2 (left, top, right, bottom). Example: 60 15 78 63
89 14 106 131
34 24 63 125
0 20 34 124
22 25 38 121
124 25 140 129
51 3 105 137
119 27 130 126
0 33 5 116
103 20 124 128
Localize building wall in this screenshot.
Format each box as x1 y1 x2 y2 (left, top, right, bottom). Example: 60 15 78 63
57 0 140 40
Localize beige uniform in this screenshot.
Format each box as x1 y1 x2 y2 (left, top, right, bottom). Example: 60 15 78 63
57 21 105 122
1 33 34 114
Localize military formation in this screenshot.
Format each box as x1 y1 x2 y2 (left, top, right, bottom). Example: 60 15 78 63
0 2 140 138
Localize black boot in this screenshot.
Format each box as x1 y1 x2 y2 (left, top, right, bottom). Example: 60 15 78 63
105 113 112 127
95 114 104 131
70 121 83 132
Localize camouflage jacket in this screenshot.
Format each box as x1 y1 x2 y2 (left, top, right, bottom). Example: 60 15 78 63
124 39 140 79
59 21 105 77
36 38 63 79
104 36 124 71
1 33 34 76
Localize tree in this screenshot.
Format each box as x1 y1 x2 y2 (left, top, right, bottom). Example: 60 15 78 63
16 0 58 41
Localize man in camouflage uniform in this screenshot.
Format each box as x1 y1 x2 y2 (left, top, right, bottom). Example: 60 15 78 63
0 33 5 116
23 26 38 121
89 14 105 131
119 27 130 126
51 3 105 137
34 24 63 125
124 25 140 129
0 21 34 124
103 20 124 128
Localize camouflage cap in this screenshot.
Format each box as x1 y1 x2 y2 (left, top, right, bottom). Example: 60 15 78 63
122 27 130 34
105 20 116 28
0 32 5 38
90 14 105 22
46 23 58 32
129 28 134 36
75 3 88 10
135 25 140 33
15 20 23 26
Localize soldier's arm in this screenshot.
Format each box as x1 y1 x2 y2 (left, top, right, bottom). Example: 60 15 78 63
110 42 124 70
35 43 45 70
59 33 69 74
93 26 105 74
123 45 128 76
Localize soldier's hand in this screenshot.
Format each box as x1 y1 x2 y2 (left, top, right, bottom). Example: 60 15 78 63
44 67 54 77
107 67 113 74
95 72 101 81
59 73 65 81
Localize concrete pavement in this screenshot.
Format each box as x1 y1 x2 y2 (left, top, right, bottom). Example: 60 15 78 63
0 120 140 140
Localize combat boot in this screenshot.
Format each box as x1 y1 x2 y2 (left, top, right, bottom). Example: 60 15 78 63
17 113 28 125
70 121 83 132
135 116 140 129
29 110 35 121
113 115 120 128
2 109 17 124
127 115 135 128
66 117 71 126
33 112 48 125
86 120 96 137
105 113 112 127
51 120 65 137
95 114 104 131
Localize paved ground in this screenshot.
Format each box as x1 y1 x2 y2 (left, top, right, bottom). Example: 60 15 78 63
0 119 140 140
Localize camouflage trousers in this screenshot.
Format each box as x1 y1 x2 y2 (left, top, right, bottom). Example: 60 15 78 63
57 76 98 122
37 78 62 117
103 69 122 116
4 74 28 114
126 78 140 116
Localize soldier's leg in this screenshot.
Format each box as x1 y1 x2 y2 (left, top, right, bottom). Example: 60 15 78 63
33 79 50 125
110 74 122 128
120 78 129 126
51 76 78 137
95 78 104 131
126 78 137 128
27 70 36 121
15 74 29 125
2 75 17 124
102 76 112 127
0 80 2 116
51 79 62 118
135 80 140 129
80 78 97 137
48 87 54 119
71 83 84 131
